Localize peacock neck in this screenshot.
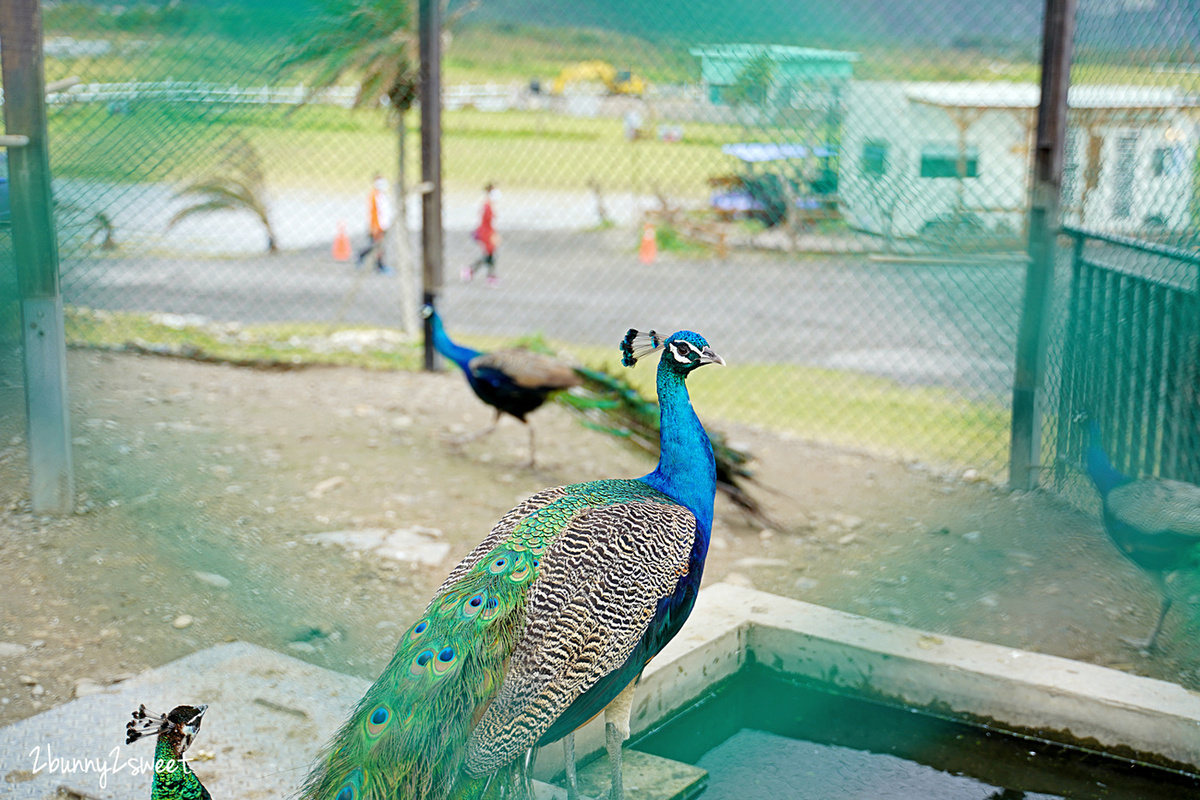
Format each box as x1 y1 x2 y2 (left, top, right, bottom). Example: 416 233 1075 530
151 736 193 799
1087 424 1131 497
429 313 480 370
640 365 716 535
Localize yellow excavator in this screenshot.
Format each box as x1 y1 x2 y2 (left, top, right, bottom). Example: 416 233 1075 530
551 61 646 96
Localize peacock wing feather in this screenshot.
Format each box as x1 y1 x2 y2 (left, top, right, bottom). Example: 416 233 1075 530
463 485 696 777
468 349 583 391
1108 479 1200 537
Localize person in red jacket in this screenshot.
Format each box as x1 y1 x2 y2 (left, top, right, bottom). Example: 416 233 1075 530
462 183 500 287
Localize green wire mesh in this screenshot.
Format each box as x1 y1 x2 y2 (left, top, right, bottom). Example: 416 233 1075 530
7 0 1199 487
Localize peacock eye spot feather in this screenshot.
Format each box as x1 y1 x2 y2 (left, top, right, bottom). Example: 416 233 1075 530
416 651 433 667
414 621 427 633
486 597 499 608
335 787 353 800
469 595 482 607
365 705 390 737
438 646 455 662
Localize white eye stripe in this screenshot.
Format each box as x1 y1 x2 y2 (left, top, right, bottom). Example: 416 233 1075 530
670 340 700 363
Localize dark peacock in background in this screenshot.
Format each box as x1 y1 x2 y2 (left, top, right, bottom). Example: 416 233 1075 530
425 305 767 522
1085 421 1200 651
423 304 582 466
300 328 724 800
126 704 212 800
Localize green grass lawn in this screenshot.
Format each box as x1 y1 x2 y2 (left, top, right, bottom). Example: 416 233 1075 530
40 14 1194 204
66 308 1011 477
47 102 753 198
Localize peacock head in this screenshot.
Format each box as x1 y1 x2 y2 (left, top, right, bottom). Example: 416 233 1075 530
621 329 725 375
126 703 208 753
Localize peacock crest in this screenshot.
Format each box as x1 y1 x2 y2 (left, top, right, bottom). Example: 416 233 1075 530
620 329 664 367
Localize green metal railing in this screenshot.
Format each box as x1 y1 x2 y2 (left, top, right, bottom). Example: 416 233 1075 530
1053 225 1200 492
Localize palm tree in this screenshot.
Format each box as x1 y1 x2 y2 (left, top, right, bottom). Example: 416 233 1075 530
168 134 278 254
277 0 474 332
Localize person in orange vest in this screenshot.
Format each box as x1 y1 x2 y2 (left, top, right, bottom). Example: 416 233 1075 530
462 183 500 287
357 173 395 274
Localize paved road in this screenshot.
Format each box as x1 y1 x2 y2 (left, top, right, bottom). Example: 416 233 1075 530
60 226 1025 403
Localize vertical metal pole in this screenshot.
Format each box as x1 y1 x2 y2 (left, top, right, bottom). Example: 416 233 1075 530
419 0 443 371
1 0 75 513
1009 0 1078 490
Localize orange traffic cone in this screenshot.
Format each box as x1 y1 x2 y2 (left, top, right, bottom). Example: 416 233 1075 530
332 221 352 262
639 221 657 265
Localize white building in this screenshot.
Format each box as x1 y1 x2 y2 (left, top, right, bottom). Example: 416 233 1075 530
838 81 1198 239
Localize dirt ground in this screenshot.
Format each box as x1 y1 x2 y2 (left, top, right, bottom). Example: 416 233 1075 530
1 349 1198 731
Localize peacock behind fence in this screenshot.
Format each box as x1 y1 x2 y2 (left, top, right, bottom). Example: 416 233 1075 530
1085 420 1200 652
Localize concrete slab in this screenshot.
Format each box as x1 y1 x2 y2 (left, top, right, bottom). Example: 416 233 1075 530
0 642 365 800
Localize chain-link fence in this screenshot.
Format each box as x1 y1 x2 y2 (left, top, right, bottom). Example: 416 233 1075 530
5 0 1200 782
23 0 1192 487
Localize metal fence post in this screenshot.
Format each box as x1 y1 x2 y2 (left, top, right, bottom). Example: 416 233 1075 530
419 0 444 372
1009 0 1078 491
1 0 75 514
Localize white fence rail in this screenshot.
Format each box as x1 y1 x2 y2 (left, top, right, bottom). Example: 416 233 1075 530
0 81 364 108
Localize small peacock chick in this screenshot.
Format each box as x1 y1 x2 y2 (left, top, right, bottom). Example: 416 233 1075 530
300 327 724 800
423 304 582 466
126 704 212 800
1086 421 1200 651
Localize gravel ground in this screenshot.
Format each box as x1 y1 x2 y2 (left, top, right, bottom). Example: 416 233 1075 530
1 348 1197 732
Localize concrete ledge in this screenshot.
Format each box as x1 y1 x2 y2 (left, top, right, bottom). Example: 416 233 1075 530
608 584 1200 774
4 583 1199 799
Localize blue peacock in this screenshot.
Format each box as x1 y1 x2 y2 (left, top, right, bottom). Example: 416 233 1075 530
300 327 724 800
423 304 582 466
126 704 212 800
1085 420 1200 651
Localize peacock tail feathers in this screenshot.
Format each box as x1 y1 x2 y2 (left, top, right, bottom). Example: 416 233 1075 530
300 540 535 800
561 364 772 526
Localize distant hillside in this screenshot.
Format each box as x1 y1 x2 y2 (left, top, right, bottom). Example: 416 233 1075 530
47 1 1200 60
453 0 1198 53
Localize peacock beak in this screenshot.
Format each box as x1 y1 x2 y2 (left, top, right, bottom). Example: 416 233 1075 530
699 347 725 367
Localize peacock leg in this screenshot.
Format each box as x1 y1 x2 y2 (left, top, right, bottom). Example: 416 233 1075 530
527 424 537 469
564 732 581 800
605 722 623 800
1144 581 1174 652
454 409 501 445
603 679 638 800
1123 573 1172 652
